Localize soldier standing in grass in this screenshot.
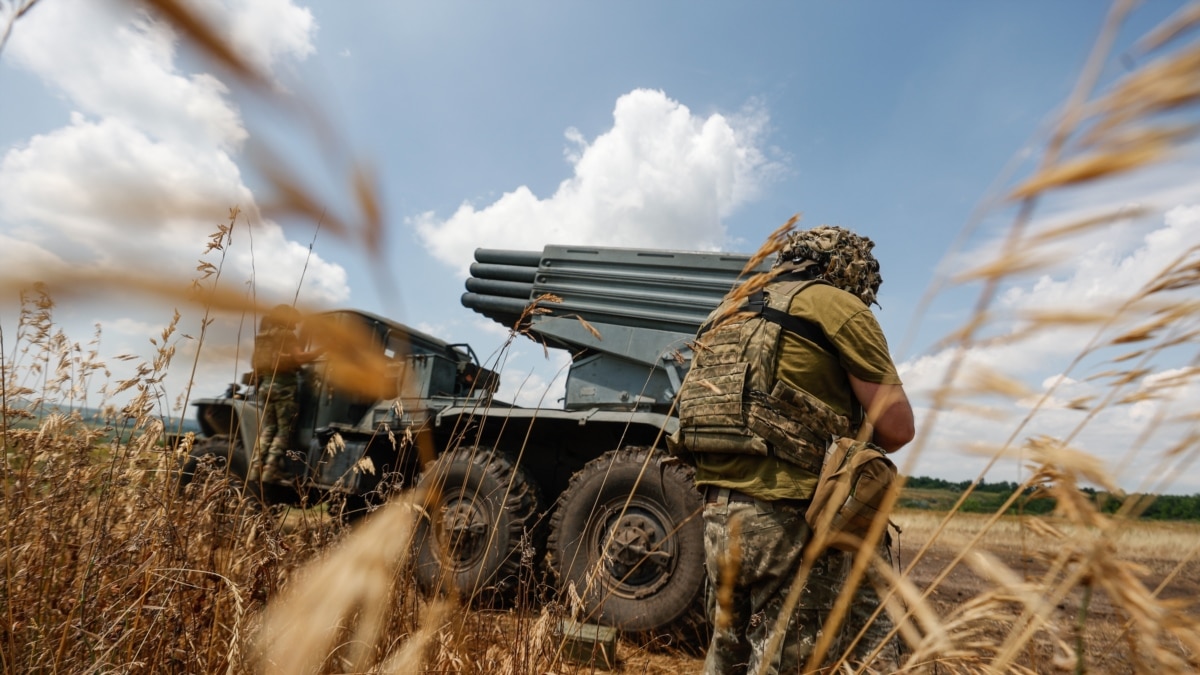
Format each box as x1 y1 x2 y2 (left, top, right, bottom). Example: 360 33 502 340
249 304 324 484
673 226 915 674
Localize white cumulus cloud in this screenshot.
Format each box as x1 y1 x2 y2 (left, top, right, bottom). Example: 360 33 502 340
414 89 783 275
6 0 247 151
0 0 346 306
899 205 1200 493
196 0 317 75
0 0 345 408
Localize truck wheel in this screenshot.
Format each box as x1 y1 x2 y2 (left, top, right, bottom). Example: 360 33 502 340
336 490 383 524
413 446 542 606
177 435 246 491
548 446 708 647
178 436 295 506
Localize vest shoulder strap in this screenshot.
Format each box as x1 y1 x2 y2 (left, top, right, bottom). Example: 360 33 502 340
745 279 836 356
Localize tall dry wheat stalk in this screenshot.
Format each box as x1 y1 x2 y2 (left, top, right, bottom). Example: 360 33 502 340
841 2 1200 672
0 212 367 672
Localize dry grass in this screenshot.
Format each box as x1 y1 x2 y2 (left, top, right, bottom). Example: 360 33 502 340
4 0 1200 673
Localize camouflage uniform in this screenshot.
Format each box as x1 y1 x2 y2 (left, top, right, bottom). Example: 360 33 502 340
254 371 299 482
703 492 848 674
702 494 901 674
250 318 303 483
684 226 906 673
842 533 903 670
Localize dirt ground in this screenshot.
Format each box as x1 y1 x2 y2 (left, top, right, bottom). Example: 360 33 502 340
889 518 1200 674
558 512 1200 674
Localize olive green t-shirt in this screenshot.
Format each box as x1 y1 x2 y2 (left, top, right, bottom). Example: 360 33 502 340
693 282 902 500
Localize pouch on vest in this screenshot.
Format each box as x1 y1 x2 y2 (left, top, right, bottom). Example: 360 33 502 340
746 380 848 475
672 361 771 457
805 436 897 552
252 329 284 374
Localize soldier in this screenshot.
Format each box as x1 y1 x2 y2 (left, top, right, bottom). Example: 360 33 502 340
249 304 324 484
674 226 914 674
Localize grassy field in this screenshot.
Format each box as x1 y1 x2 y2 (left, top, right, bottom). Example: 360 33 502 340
898 486 1009 514
4 409 1199 673
605 510 1200 673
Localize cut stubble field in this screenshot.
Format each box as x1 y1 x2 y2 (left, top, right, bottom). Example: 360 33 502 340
579 510 1200 674
892 511 1200 673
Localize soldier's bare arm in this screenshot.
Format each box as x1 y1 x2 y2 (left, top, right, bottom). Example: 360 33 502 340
848 376 914 453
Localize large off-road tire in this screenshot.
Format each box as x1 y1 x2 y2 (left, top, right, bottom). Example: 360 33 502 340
177 435 247 491
413 446 543 607
548 446 708 647
178 435 294 505
335 488 390 525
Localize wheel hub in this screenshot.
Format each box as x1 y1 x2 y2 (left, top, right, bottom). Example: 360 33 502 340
602 510 674 597
441 500 488 567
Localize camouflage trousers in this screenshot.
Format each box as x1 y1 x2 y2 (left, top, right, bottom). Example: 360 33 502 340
253 374 298 480
844 535 903 671
702 490 901 674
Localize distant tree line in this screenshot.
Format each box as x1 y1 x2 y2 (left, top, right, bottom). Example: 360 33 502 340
900 476 1200 521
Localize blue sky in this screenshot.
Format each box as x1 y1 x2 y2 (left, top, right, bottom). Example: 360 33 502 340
2 1 1198 492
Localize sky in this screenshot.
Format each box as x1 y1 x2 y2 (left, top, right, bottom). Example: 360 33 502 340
1 0 1198 493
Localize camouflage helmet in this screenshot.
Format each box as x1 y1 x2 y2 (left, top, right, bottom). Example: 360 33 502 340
774 226 883 306
264 303 300 329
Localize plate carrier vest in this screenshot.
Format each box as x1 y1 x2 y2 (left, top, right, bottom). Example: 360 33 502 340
252 326 296 377
673 276 853 475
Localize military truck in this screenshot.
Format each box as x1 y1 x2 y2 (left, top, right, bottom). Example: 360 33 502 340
181 244 765 642
180 310 501 514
